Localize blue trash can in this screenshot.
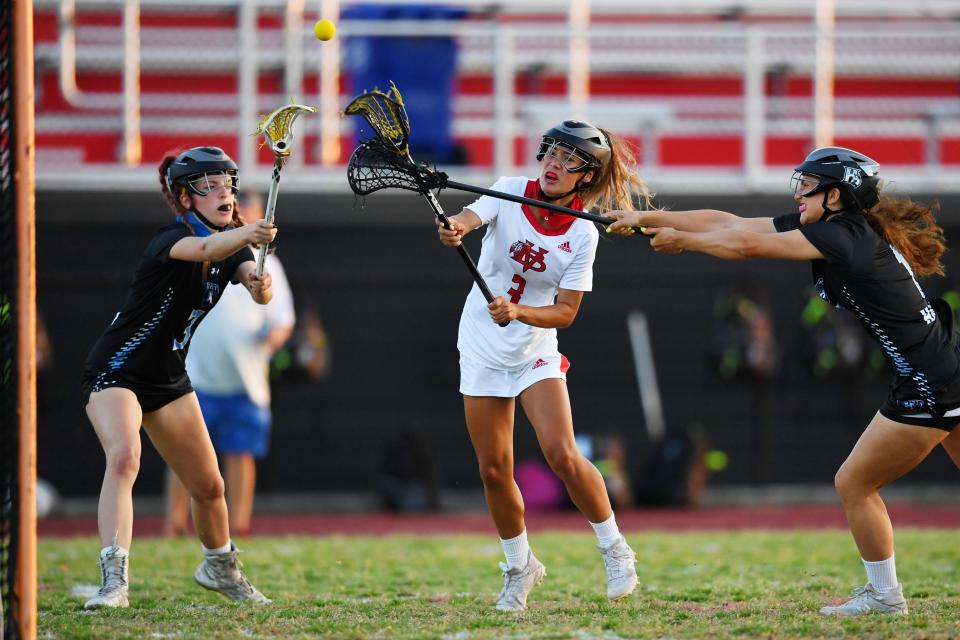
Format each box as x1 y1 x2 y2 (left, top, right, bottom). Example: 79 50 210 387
343 4 467 164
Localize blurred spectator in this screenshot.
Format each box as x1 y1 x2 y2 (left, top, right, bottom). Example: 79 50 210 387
633 427 710 507
37 308 59 519
37 307 53 371
798 286 869 379
164 191 295 537
377 425 441 512
708 287 778 380
573 434 634 510
270 301 331 383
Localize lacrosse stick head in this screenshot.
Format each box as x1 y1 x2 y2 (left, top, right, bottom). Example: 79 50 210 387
254 103 317 158
343 82 411 155
347 138 447 196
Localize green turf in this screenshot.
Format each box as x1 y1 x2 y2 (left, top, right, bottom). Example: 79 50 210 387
39 530 960 639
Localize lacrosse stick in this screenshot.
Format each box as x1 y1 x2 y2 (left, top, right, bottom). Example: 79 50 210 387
344 83 509 326
347 137 615 226
253 103 317 277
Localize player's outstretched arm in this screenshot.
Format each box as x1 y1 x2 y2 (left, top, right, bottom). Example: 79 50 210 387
606 209 776 235
235 260 274 305
170 219 276 263
644 227 823 261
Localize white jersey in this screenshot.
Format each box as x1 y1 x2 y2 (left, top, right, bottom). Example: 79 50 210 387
457 176 599 370
187 253 295 405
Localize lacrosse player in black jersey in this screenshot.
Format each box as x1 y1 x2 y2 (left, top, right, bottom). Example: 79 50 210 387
80 147 276 609
606 147 960 617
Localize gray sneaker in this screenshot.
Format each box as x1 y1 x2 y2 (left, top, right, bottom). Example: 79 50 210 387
495 551 546 612
84 543 129 610
820 583 908 617
599 536 638 601
194 544 271 604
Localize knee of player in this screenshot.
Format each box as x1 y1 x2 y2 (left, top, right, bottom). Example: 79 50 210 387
107 445 142 479
190 475 226 503
833 465 871 501
543 446 580 480
477 460 513 488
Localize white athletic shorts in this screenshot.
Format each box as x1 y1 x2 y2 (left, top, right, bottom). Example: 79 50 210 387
459 352 571 397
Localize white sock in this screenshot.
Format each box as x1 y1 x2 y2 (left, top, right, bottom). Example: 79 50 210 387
500 530 530 570
590 513 621 549
100 545 128 559
863 555 899 592
202 540 233 556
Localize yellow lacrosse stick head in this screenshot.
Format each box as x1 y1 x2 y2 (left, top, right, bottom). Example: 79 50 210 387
343 81 410 155
254 103 317 158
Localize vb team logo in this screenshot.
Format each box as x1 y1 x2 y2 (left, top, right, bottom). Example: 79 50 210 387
509 239 549 273
842 166 863 188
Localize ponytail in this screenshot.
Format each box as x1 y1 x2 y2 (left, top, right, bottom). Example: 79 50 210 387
158 152 187 216
863 195 946 277
231 199 246 229
579 128 653 213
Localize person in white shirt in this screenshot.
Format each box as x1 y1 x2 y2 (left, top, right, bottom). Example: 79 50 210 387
437 121 652 611
164 191 295 538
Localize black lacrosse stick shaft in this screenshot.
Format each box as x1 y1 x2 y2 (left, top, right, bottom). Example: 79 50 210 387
421 191 509 327
445 180 614 226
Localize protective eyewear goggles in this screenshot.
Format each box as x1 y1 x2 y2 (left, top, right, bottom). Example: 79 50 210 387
185 171 239 196
790 171 823 197
537 138 596 173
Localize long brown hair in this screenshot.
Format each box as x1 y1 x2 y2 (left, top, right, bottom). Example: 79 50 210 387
579 128 653 212
862 195 945 277
157 150 243 228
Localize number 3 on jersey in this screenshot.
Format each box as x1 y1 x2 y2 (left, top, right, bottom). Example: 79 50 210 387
507 274 526 304
173 309 204 351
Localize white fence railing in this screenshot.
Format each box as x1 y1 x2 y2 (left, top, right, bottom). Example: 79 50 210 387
33 0 960 194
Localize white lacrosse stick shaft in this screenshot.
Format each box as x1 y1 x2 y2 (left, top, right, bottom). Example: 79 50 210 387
256 158 283 277
254 103 316 278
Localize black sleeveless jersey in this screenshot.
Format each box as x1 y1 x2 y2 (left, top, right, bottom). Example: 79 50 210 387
83 222 254 387
774 212 960 411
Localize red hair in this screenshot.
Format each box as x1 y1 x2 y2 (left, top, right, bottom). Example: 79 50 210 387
863 196 946 277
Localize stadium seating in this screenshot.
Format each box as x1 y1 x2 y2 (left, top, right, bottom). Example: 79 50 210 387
31 1 960 178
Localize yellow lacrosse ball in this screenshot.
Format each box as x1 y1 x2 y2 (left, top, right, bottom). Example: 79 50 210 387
313 19 336 41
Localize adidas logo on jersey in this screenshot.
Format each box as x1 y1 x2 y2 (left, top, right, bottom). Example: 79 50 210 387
557 240 572 253
532 358 548 370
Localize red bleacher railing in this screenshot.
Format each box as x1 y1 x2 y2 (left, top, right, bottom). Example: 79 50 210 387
31 0 960 194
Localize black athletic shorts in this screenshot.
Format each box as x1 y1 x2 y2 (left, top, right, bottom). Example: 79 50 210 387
80 369 193 414
880 398 960 432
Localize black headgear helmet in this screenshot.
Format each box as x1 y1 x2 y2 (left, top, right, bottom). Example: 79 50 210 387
792 146 881 211
536 120 611 173
165 146 238 196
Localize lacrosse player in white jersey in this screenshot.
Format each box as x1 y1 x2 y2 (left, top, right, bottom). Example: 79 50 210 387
438 121 652 612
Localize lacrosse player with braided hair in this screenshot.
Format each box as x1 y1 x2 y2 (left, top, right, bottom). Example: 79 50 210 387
438 121 652 612
608 146 960 617
79 146 276 609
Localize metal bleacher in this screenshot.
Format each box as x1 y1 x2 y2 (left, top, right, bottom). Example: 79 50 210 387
32 0 960 194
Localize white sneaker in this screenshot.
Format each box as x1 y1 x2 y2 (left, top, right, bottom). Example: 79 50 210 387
599 536 638 601
194 543 271 604
820 583 908 617
495 551 546 612
84 543 129 610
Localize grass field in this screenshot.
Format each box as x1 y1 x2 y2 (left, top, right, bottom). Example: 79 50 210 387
40 530 960 639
